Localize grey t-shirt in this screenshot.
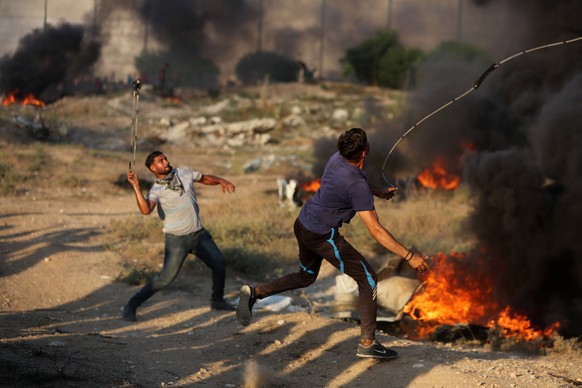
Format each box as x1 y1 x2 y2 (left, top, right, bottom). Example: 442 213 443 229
147 167 203 236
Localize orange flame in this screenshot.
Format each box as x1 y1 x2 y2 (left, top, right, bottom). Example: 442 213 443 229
2 91 17 106
22 93 45 107
491 307 560 341
417 156 460 190
403 252 498 338
300 178 321 193
403 252 560 341
2 90 45 107
165 96 182 104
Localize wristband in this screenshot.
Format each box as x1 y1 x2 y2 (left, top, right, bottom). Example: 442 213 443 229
404 249 413 261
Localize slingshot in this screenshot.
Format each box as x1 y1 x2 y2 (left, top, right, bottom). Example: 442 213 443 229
129 79 142 171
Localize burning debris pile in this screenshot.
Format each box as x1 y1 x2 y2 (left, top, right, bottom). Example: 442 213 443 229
312 0 582 342
389 1 582 341
0 23 100 104
2 91 45 108
403 252 561 343
276 177 321 208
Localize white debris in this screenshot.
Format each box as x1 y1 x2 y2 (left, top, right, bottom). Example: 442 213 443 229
331 108 349 123
255 295 293 312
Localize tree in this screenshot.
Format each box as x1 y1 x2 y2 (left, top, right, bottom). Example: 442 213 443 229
343 30 423 89
425 41 492 65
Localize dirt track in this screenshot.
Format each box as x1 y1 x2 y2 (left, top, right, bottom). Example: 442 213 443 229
1 144 581 387
1 87 581 386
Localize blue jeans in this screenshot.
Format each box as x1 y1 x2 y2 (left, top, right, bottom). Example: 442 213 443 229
127 228 227 308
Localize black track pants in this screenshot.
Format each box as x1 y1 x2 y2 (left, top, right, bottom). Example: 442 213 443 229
257 218 378 340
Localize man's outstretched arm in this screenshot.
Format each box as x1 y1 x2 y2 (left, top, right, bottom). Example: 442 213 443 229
199 174 236 193
358 209 430 273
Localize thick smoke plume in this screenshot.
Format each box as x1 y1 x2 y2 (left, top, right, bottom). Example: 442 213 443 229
138 0 256 55
0 23 100 101
381 0 582 336
135 0 257 87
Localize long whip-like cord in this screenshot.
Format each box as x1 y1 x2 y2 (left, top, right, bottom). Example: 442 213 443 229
381 36 582 185
129 79 141 171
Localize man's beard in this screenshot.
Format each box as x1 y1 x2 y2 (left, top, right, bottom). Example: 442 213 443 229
155 166 184 195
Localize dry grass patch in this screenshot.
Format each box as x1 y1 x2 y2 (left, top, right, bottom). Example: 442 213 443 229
202 186 300 280
0 143 52 195
341 186 476 258
108 213 165 284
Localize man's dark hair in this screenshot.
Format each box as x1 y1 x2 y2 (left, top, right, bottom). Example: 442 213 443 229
145 151 163 169
338 128 368 162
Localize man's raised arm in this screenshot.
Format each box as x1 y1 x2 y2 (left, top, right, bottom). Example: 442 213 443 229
127 170 156 215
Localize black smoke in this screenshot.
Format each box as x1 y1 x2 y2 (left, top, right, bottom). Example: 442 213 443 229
0 23 100 101
390 0 582 336
135 0 257 88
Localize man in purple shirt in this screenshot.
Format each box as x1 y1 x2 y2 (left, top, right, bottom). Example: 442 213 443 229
237 128 430 359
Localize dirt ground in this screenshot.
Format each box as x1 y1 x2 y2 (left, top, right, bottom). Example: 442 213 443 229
1 92 582 387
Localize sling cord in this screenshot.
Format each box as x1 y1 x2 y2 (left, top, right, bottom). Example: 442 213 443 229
381 36 582 185
129 79 142 171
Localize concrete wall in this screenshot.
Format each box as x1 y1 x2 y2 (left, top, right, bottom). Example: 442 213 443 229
0 0 530 83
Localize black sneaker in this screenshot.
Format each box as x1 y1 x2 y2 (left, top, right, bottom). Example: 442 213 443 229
122 304 137 322
211 299 236 311
236 285 257 326
356 341 399 360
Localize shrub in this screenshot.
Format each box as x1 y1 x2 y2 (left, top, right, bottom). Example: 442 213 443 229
424 40 493 66
342 30 424 88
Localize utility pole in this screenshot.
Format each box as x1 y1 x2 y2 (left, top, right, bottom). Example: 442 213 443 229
93 0 98 39
143 22 149 53
257 0 263 52
456 0 463 41
43 0 48 30
142 0 149 53
319 0 326 78
387 0 393 30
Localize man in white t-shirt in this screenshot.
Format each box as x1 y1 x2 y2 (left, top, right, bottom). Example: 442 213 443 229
123 151 236 321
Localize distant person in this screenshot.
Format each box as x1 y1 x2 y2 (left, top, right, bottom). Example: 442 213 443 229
123 151 236 322
158 62 169 90
237 128 430 359
297 60 316 83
